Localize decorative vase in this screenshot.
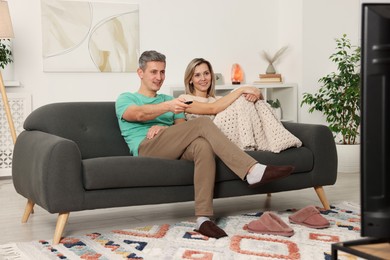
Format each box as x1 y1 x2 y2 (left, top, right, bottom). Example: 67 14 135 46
336 143 360 173
266 63 276 74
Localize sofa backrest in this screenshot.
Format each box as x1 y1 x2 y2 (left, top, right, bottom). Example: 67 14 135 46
23 102 131 159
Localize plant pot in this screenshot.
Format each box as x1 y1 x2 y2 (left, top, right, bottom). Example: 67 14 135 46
336 143 360 173
272 107 282 120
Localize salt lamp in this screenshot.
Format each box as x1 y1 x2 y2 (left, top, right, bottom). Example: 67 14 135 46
231 63 243 84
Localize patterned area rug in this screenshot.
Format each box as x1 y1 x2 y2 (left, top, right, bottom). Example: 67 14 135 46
0 202 361 260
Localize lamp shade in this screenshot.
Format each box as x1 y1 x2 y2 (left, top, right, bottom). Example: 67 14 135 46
0 1 14 38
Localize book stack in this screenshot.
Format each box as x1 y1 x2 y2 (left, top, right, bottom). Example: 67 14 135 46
255 73 282 83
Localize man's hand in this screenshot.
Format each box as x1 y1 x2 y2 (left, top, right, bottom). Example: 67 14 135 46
167 98 191 114
146 125 168 139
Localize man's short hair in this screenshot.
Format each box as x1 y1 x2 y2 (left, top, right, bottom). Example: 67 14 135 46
139 50 166 71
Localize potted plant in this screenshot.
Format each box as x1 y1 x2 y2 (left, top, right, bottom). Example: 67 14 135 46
0 39 13 69
301 34 360 172
267 99 282 120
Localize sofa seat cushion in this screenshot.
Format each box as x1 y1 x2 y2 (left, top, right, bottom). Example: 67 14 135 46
83 156 195 190
215 147 313 182
83 147 313 190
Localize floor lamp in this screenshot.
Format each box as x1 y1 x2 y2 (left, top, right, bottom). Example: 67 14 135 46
0 0 17 145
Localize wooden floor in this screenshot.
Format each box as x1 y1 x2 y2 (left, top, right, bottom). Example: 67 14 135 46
0 172 360 245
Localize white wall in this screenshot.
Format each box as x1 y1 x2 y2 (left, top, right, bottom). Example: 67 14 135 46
300 0 360 124
4 0 361 126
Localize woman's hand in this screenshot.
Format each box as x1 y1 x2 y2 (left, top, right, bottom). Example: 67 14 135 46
244 93 260 102
240 86 263 102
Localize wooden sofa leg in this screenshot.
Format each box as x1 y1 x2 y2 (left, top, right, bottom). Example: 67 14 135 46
22 199 35 223
314 186 331 210
53 212 70 245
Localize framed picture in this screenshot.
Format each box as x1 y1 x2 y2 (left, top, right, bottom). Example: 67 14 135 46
41 0 139 72
215 73 224 85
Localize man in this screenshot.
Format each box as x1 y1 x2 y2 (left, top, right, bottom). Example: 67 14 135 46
115 50 294 239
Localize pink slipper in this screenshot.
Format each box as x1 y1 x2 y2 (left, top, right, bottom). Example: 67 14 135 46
247 212 294 237
288 205 330 229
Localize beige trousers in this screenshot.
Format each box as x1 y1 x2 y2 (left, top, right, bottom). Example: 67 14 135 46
138 117 257 217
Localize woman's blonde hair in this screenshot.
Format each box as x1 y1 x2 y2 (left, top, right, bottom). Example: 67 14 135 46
184 58 216 97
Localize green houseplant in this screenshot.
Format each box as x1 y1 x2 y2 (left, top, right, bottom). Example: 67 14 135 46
267 99 282 120
301 34 360 145
267 98 281 109
0 39 13 69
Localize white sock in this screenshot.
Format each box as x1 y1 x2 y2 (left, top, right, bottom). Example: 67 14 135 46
196 216 210 229
246 163 267 184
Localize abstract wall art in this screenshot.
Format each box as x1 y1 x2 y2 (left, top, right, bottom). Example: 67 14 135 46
41 0 139 72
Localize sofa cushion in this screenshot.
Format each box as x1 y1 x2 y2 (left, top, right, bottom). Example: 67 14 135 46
247 147 313 172
83 156 195 190
23 102 130 159
83 147 313 190
215 147 313 182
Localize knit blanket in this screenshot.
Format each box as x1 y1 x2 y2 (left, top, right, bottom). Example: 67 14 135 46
213 97 302 153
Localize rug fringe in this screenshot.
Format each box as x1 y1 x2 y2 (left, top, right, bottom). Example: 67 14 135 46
0 243 26 260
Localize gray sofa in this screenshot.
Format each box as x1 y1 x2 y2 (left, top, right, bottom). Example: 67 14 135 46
12 102 338 244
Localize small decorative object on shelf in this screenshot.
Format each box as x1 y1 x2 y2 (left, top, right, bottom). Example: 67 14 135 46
255 73 282 83
261 46 288 74
214 73 224 85
231 63 244 84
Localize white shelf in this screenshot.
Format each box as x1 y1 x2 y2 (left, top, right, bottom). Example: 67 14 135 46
4 80 21 87
254 83 298 122
170 82 298 122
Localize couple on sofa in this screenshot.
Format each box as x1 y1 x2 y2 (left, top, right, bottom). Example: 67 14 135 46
115 50 301 239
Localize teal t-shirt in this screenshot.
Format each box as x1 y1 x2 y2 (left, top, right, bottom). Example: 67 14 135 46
115 92 185 156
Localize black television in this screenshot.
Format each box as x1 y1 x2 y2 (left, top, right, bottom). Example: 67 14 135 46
361 2 390 239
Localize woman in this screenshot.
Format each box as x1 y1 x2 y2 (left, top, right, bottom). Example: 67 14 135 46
179 58 302 153
180 58 261 121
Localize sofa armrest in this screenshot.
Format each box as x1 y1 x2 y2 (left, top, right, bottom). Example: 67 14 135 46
12 131 84 213
283 122 338 185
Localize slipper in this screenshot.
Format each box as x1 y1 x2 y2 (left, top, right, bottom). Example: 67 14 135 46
246 211 294 237
248 165 294 188
194 220 228 239
288 205 330 229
